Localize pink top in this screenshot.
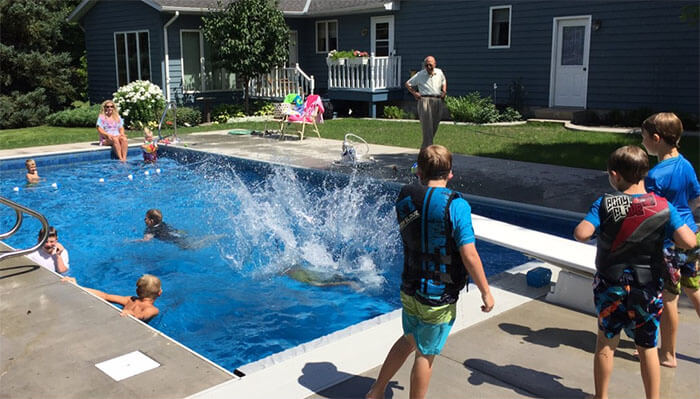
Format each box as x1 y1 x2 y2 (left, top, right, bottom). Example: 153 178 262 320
96 115 123 136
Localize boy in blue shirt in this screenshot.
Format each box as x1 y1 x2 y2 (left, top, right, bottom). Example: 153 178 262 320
640 112 700 368
366 145 494 399
574 145 696 399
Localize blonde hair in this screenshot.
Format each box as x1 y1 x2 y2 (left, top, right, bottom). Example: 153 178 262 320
607 145 649 184
136 274 161 299
417 145 452 182
25 159 36 167
641 112 684 148
146 209 163 224
100 100 120 119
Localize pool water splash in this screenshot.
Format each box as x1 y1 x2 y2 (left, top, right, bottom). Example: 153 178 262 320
194 162 400 291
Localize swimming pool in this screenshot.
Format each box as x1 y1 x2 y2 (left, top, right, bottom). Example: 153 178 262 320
0 148 577 371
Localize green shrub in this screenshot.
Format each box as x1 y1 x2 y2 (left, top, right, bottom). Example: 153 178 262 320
212 103 245 123
0 89 51 129
499 107 522 122
445 92 500 123
161 106 201 128
253 101 274 116
113 80 166 129
383 105 403 119
46 104 101 127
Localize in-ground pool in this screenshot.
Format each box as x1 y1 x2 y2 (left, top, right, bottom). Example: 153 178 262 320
1 148 578 371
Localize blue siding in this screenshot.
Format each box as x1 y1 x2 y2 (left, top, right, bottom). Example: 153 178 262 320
82 1 164 103
392 0 698 112
80 0 698 114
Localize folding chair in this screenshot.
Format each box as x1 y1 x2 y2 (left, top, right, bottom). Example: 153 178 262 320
281 94 323 140
263 102 293 137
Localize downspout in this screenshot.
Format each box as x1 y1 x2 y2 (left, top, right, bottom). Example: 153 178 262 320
163 11 179 102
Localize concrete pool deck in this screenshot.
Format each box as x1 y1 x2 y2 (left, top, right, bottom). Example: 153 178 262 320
1 133 699 399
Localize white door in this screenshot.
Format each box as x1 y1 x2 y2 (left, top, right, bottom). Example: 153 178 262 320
550 17 591 107
288 30 298 66
371 16 394 57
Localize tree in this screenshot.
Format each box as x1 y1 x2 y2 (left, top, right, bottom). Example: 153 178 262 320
0 0 86 128
202 0 289 114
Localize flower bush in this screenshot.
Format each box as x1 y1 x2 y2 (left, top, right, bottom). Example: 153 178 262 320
113 80 165 129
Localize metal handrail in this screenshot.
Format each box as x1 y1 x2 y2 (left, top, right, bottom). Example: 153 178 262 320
157 101 178 142
0 196 49 261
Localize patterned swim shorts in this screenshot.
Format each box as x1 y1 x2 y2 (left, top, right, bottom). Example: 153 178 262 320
662 231 700 295
593 271 663 348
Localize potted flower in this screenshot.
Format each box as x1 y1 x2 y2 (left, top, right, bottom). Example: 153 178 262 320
326 50 346 66
347 50 370 65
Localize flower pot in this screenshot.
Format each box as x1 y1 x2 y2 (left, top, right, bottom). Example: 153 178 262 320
326 58 346 66
347 57 369 66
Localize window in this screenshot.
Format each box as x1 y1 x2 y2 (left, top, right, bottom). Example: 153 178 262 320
180 30 237 92
489 5 511 48
114 31 151 87
316 20 338 53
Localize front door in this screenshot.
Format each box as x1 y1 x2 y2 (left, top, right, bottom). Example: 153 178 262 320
371 16 394 57
288 30 298 66
550 16 591 107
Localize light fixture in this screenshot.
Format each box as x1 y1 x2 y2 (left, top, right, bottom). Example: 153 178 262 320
593 20 602 31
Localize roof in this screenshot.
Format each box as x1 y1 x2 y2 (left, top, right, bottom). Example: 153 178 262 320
68 0 398 22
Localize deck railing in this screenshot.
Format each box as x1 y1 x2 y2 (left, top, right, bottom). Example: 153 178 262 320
248 64 315 99
328 55 402 90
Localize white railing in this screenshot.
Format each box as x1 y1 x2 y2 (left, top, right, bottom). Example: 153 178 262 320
248 64 315 99
328 55 402 90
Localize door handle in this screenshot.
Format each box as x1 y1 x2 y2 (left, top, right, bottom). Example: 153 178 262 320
583 67 587 71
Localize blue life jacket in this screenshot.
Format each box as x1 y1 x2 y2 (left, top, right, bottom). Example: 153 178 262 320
396 184 468 306
595 192 669 285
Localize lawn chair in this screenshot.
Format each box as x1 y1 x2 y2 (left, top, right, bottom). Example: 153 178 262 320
263 102 294 137
281 94 324 140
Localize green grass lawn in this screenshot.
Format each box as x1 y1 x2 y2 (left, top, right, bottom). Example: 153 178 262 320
1 120 697 172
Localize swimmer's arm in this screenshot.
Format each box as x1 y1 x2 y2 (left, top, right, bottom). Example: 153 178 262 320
84 288 131 306
573 220 595 242
673 224 697 250
141 233 154 241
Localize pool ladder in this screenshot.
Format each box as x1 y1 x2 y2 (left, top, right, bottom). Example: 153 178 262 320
157 101 179 143
0 196 49 261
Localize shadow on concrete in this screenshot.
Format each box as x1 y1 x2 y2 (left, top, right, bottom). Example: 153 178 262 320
464 358 590 398
300 361 403 399
677 352 700 366
498 322 637 360
0 264 39 279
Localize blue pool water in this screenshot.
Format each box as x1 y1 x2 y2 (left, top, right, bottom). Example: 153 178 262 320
0 148 576 371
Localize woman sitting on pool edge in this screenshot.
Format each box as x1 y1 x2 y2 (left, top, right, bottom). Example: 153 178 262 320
96 100 129 162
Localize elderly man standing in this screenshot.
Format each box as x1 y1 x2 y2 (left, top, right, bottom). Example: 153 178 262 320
405 56 447 149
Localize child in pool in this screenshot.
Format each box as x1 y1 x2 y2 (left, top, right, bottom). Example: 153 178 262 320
25 159 40 183
141 128 158 163
63 274 161 323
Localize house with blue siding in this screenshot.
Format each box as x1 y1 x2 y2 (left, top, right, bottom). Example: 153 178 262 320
69 0 698 120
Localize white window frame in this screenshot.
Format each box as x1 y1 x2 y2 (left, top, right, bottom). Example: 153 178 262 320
113 30 152 87
488 5 511 49
315 19 338 54
179 29 237 93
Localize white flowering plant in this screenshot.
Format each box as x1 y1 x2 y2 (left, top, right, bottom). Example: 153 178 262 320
113 80 165 129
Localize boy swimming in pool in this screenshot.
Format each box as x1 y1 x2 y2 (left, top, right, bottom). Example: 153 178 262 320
25 159 40 184
142 208 190 249
63 274 161 323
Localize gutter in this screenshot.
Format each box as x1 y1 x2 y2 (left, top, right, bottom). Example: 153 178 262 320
163 11 180 102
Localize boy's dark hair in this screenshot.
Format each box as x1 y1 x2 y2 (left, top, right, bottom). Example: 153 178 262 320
38 226 57 239
146 209 162 224
417 145 452 181
607 145 649 184
641 112 683 148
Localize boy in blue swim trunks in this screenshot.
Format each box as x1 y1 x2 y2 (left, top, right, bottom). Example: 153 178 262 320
574 145 696 399
366 145 494 399
640 112 700 368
